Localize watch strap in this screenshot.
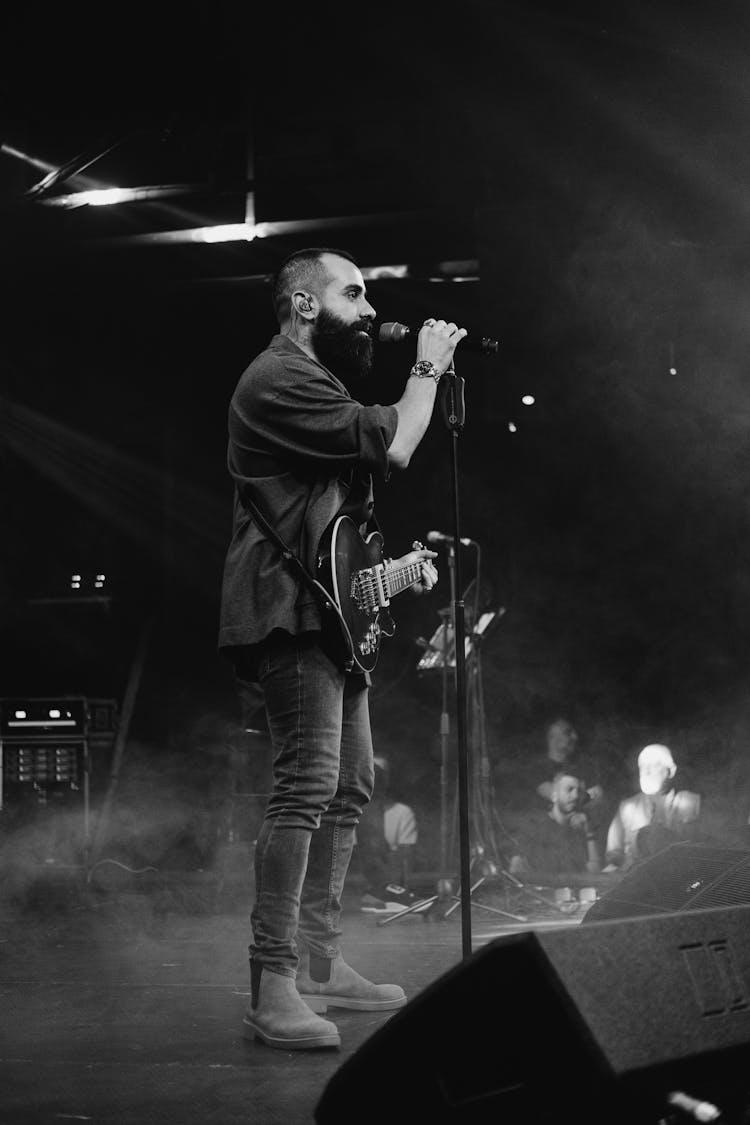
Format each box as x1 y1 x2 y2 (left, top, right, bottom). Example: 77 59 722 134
410 359 441 383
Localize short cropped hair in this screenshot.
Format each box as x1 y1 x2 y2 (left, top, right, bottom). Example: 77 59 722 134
270 247 357 323
552 769 584 787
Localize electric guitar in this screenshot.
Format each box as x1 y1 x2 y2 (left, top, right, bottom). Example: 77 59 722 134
316 515 429 673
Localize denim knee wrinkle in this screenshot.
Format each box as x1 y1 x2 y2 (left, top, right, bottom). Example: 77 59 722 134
242 631 374 976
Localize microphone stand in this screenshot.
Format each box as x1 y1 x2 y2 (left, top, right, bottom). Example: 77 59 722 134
376 363 474 956
440 362 473 959
439 562 454 896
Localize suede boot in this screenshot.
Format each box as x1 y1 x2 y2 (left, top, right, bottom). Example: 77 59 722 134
243 962 340 1050
297 950 407 1012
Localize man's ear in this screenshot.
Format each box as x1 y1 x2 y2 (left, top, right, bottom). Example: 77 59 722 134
293 292 315 318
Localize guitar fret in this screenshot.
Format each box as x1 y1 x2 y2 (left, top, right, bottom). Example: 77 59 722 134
385 562 422 597
353 560 424 609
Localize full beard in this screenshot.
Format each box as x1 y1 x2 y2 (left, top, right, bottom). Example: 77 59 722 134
312 306 374 380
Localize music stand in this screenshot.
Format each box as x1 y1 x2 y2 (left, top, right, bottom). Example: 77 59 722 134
386 589 575 928
381 601 536 927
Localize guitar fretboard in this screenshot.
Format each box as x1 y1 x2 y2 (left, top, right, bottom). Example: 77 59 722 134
384 561 423 597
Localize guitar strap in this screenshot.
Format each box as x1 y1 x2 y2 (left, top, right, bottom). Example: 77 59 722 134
238 488 356 672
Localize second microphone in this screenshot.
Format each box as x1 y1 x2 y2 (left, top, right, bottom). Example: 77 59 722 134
426 530 476 547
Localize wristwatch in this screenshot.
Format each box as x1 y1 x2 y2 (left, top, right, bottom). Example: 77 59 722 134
410 359 441 383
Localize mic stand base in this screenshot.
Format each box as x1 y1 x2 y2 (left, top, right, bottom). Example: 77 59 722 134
377 878 528 927
377 857 549 926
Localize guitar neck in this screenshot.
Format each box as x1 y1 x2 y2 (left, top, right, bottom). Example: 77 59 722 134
384 560 422 598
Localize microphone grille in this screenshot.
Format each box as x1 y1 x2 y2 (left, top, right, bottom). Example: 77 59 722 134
378 322 409 343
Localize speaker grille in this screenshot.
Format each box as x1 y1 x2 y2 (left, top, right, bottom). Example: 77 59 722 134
584 844 750 922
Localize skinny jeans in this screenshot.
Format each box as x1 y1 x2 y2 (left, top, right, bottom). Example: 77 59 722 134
243 630 374 978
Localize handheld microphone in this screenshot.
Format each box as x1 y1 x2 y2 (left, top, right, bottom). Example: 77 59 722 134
378 321 499 356
426 530 476 547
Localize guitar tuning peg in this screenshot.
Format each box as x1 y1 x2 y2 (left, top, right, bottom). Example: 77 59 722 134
412 540 424 551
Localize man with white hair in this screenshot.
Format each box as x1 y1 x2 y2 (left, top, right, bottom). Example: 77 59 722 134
605 743 701 869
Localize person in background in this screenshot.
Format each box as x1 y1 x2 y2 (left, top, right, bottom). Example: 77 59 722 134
605 743 701 870
535 718 604 811
509 770 601 884
357 754 418 913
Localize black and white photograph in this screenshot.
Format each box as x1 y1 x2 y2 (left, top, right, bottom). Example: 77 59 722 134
4 3 750 1121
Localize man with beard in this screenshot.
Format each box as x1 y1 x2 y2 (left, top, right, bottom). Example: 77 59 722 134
219 247 466 1050
604 743 701 870
509 771 602 884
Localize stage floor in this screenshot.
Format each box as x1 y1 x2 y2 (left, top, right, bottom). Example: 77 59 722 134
0 869 588 1125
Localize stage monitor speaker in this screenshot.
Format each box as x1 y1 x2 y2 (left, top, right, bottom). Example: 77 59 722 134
315 904 750 1125
583 843 750 924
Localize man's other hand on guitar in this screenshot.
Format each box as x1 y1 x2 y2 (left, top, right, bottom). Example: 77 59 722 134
403 545 438 595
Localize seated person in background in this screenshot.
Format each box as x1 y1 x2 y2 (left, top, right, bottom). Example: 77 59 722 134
509 771 601 884
356 755 418 913
605 743 701 870
536 718 604 815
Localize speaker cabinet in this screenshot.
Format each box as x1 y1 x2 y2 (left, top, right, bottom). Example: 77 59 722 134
316 905 750 1124
583 843 750 923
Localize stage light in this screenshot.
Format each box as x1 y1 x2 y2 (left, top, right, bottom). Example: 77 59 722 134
669 367 677 375
0 143 56 173
361 264 409 280
85 189 131 206
197 223 256 243
36 183 207 209
521 394 535 405
508 422 517 433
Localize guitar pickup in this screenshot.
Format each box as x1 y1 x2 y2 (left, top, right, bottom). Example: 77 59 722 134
372 564 391 608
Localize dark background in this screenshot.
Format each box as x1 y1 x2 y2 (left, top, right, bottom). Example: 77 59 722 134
3 0 750 862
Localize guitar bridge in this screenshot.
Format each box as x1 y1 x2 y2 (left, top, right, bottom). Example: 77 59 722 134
350 566 388 614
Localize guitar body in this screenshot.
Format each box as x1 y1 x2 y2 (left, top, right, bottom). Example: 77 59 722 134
317 516 397 674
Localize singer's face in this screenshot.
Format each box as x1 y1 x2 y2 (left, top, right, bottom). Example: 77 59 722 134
311 254 377 379
319 253 377 328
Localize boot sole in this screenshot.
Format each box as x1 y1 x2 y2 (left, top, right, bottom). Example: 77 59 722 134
242 1015 340 1050
297 992 407 1012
